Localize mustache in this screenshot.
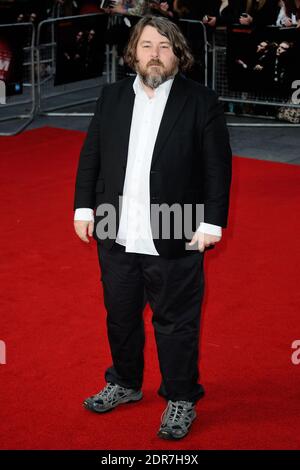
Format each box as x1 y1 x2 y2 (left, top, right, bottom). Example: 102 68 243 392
147 60 164 67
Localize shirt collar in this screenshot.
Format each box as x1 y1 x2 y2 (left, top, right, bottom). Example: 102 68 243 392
133 74 174 99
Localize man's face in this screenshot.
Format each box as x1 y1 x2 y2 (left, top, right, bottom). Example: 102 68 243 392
257 42 267 53
277 42 289 56
135 25 178 89
88 30 95 41
76 31 83 42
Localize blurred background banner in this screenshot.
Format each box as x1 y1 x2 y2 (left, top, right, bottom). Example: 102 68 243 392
0 28 24 96
55 13 108 85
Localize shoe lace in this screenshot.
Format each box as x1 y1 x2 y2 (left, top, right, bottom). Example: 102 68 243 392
161 400 194 429
96 382 119 402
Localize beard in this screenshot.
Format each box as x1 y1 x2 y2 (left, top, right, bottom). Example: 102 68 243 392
136 58 178 89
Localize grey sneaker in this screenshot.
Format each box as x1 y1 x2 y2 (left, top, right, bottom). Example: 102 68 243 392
83 382 143 413
157 400 196 440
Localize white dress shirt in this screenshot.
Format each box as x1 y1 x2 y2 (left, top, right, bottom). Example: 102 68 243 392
74 75 222 254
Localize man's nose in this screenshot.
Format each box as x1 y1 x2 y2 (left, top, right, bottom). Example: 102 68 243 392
150 47 160 58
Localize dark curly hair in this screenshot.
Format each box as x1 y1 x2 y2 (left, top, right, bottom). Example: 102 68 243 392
124 15 194 73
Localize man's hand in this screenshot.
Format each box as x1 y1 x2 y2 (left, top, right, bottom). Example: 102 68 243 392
203 16 217 27
74 220 94 243
283 17 293 27
188 231 221 252
239 14 253 25
236 59 248 69
159 2 169 11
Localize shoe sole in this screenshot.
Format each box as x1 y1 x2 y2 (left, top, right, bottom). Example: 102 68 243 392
83 391 143 414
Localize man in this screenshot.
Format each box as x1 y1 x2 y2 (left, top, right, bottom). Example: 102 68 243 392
273 41 293 87
74 15 232 440
264 41 294 95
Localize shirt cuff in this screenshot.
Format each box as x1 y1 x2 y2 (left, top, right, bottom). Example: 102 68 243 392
196 222 222 237
74 208 94 222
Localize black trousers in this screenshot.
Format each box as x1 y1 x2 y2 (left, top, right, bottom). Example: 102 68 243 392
97 242 206 403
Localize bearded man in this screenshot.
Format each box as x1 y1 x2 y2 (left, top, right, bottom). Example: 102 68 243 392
74 15 232 440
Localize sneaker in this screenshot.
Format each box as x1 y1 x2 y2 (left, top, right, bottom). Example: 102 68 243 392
83 382 143 413
157 400 196 440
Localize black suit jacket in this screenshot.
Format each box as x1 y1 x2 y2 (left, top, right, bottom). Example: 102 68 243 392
74 73 232 258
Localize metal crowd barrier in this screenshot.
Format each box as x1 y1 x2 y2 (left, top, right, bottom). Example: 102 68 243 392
0 22 35 136
0 15 209 130
1 14 299 133
212 27 300 127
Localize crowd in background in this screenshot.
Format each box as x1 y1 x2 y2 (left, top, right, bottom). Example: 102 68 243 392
0 1 299 123
0 1 300 28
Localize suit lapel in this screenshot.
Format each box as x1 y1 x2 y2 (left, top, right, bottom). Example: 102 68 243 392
117 77 135 170
150 73 188 170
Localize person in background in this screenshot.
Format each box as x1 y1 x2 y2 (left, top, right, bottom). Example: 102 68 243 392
279 0 300 27
149 1 174 18
215 0 281 27
110 0 174 17
110 0 148 16
16 13 26 22
29 12 38 24
277 0 288 24
202 0 225 28
172 0 205 19
52 0 77 17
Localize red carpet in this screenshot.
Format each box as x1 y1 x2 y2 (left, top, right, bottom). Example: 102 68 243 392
0 127 300 450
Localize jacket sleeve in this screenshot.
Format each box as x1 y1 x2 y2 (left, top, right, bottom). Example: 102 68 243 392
201 90 232 228
73 93 103 211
